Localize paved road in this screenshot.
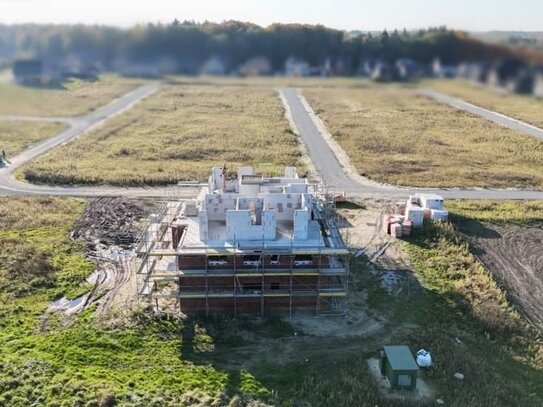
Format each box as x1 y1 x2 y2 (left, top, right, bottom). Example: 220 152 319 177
0 83 197 198
280 87 543 200
418 88 543 141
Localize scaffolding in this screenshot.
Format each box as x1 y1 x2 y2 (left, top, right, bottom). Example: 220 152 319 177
136 180 350 317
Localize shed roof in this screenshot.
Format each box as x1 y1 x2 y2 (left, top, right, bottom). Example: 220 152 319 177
383 346 419 371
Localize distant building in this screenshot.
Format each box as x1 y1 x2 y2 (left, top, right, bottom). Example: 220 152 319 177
395 58 421 81
61 53 100 81
13 59 44 85
357 58 380 77
200 56 227 76
371 61 399 82
431 58 456 78
505 69 534 94
239 56 272 76
285 57 310 77
533 72 543 99
457 62 490 83
486 66 502 88
324 56 352 76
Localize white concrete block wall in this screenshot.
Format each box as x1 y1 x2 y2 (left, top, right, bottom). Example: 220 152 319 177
258 193 303 221
293 208 309 240
284 166 298 179
210 167 225 191
198 210 209 240
239 182 261 196
204 194 237 221
226 210 276 241
237 167 256 179
263 210 276 239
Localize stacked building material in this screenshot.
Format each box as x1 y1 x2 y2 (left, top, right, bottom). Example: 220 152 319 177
405 206 424 227
402 220 413 236
383 214 392 234
390 223 403 238
383 194 447 238
430 209 448 221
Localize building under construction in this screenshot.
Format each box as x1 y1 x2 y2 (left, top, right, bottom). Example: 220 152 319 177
137 166 349 316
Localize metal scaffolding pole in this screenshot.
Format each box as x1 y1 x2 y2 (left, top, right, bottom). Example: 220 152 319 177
260 234 265 318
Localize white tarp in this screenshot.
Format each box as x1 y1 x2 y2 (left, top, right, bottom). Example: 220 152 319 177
416 349 432 367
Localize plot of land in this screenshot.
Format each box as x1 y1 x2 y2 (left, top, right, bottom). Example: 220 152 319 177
305 84 543 189
21 85 305 186
0 75 141 117
0 121 66 157
1 196 543 406
423 79 543 128
449 200 543 329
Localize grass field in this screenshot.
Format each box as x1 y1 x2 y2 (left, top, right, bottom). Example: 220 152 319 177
305 84 543 189
168 74 364 89
0 75 141 117
21 84 305 186
0 121 66 157
423 79 543 128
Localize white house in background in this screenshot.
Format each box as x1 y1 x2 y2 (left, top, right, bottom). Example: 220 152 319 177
285 57 310 77
533 72 543 99
239 56 272 76
200 56 227 76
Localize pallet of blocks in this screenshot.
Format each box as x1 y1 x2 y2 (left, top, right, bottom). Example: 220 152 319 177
402 219 413 236
390 223 403 238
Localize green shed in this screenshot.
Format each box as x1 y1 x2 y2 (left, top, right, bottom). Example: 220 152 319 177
380 345 419 391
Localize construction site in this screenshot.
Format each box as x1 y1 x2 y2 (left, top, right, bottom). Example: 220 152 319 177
136 166 349 316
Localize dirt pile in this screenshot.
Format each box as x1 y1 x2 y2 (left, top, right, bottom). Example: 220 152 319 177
72 197 157 251
63 197 159 318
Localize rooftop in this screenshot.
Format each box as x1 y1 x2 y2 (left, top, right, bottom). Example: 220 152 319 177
383 346 419 371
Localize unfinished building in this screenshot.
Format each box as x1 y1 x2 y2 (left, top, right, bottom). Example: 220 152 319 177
137 166 349 316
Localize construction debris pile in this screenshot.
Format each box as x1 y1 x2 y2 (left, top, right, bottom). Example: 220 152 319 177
383 194 448 238
72 197 158 252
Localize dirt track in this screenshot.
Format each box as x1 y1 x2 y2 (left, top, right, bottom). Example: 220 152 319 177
73 197 158 318
463 221 543 328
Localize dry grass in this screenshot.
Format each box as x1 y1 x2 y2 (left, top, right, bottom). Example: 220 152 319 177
423 78 543 128
0 75 141 117
305 84 543 189
0 196 85 229
168 74 364 89
21 84 305 185
0 121 66 157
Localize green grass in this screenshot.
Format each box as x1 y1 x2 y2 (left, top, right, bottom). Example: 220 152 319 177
305 84 543 189
0 121 66 157
20 84 305 186
423 78 543 128
0 75 141 117
446 200 543 223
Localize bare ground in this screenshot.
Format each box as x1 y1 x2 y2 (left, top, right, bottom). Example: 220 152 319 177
50 198 159 322
461 221 543 328
339 199 418 298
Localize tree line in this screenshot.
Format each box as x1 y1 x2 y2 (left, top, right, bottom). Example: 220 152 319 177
0 21 480 74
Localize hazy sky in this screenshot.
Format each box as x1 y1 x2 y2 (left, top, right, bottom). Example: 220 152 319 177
1 0 541 31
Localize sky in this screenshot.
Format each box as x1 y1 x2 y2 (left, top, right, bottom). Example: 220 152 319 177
0 0 542 32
